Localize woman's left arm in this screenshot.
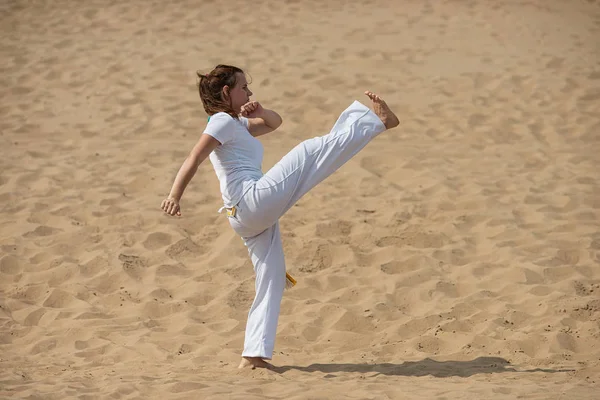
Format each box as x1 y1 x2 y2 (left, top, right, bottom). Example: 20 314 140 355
242 101 282 137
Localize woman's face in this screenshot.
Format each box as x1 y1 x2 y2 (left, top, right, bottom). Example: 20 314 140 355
226 72 253 113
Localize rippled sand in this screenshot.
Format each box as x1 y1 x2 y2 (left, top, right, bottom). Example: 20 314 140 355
1 0 599 398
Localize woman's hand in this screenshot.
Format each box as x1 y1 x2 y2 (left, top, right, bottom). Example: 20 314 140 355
161 197 181 216
240 101 265 118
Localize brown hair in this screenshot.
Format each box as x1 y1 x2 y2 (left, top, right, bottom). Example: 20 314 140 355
197 64 245 119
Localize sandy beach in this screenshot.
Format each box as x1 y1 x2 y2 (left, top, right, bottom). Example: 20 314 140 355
1 0 599 398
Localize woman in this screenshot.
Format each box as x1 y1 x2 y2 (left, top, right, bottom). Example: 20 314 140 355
161 64 399 369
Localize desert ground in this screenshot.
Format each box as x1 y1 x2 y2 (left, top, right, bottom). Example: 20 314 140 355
1 0 599 398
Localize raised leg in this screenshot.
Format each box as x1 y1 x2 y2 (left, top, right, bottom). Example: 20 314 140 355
239 95 397 235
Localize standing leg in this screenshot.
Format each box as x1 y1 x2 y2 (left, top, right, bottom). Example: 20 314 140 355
238 222 286 368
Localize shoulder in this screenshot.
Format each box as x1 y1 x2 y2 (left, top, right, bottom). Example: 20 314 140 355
204 113 245 144
208 112 247 127
208 112 233 123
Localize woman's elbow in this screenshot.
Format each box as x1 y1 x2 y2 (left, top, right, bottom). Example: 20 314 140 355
268 115 283 130
185 153 202 171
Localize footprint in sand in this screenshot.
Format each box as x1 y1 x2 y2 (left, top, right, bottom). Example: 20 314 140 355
22 225 60 238
75 311 113 320
301 324 323 342
42 288 79 308
569 300 600 323
142 300 186 320
226 283 255 309
543 265 575 284
400 315 444 337
315 220 353 238
0 255 20 275
169 382 208 393
142 232 172 250
155 263 191 279
331 310 374 334
522 268 544 285
414 336 442 354
74 344 112 361
553 332 578 353
29 251 54 265
298 241 332 273
381 256 432 276
165 238 206 261
360 155 386 178
79 256 109 277
376 231 448 248
434 281 460 298
118 253 148 281
432 248 470 266
150 288 173 301
185 292 212 307
13 284 48 303
23 308 47 326
473 263 504 278
536 248 580 267
30 339 57 355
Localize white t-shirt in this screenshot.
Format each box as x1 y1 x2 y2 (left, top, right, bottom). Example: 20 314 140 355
203 112 264 208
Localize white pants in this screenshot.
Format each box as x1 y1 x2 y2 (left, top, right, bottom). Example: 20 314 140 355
227 100 386 359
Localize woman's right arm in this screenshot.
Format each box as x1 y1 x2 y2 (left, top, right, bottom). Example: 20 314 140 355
161 133 220 216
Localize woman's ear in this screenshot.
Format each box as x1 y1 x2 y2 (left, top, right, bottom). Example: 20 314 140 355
222 85 230 100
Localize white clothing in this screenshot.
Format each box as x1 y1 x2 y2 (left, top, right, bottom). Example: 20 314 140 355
211 101 386 359
204 113 264 208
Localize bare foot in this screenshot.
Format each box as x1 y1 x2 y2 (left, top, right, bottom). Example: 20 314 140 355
364 91 399 130
238 356 273 370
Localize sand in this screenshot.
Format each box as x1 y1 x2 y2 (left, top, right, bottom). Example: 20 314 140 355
1 0 599 398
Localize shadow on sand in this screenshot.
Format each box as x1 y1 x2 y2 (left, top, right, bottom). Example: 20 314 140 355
273 357 575 377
